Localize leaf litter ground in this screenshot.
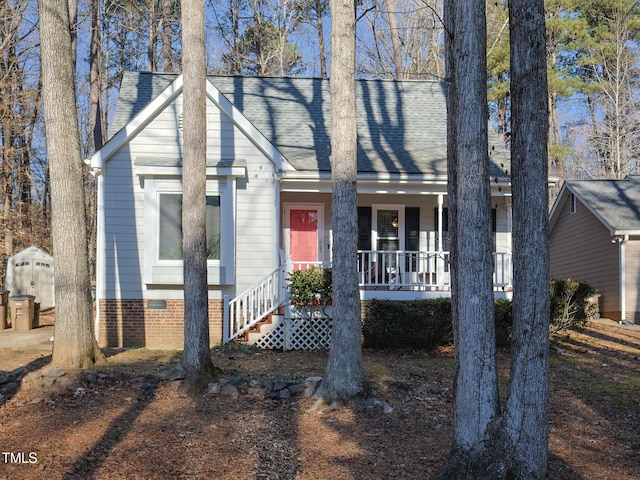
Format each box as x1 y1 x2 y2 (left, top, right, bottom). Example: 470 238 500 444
0 318 639 479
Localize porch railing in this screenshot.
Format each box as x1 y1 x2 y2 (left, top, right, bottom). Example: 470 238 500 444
292 250 512 291
223 265 287 343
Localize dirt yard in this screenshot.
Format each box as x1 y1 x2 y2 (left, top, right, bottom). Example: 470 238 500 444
0 318 639 480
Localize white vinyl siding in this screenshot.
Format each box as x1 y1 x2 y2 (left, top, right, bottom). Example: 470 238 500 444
102 91 278 300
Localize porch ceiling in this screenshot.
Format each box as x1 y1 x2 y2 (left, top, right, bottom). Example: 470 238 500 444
279 172 511 196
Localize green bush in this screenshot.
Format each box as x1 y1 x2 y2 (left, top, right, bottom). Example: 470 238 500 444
362 298 453 349
494 298 513 347
550 278 598 333
286 267 332 306
359 278 599 349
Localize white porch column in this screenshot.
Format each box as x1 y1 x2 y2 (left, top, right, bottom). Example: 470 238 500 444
506 204 513 288
437 194 444 289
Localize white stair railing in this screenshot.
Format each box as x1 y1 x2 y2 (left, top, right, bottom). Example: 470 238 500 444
223 265 287 343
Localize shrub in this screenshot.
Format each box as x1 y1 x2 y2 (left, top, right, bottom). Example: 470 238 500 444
550 278 598 333
286 267 332 305
362 298 453 349
286 267 332 319
494 298 513 347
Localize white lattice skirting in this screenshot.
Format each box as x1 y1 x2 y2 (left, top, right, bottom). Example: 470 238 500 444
252 317 333 350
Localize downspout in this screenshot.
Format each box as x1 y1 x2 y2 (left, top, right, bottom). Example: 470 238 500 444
619 234 629 323
93 167 105 342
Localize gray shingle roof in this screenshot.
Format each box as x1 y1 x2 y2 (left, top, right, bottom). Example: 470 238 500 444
568 176 640 232
111 72 510 177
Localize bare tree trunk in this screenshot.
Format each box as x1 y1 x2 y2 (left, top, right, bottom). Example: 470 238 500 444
148 0 159 71
68 0 78 70
384 0 404 79
39 0 104 368
1 115 14 260
90 0 105 151
506 0 550 476
161 0 177 72
434 0 499 476
181 0 219 395
314 0 365 406
448 0 498 455
435 1 550 478
315 0 327 78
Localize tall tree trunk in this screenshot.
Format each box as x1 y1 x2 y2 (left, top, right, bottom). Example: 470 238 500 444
90 0 105 151
39 0 104 368
449 0 498 455
181 0 219 395
1 115 14 259
507 0 550 476
161 0 177 72
435 1 550 478
314 0 365 406
434 0 499 475
315 0 327 78
384 0 404 79
148 0 159 71
68 0 78 70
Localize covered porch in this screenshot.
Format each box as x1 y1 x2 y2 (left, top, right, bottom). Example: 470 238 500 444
280 177 513 296
292 249 513 294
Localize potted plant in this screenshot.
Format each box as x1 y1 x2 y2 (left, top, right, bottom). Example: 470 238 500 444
286 266 332 320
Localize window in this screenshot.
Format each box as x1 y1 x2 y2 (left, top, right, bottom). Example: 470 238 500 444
144 178 235 285
158 194 221 260
570 192 577 214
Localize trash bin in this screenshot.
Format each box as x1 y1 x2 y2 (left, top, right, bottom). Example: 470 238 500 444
9 295 35 332
0 290 9 330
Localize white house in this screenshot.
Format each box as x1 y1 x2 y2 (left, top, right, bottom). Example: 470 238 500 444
89 72 513 348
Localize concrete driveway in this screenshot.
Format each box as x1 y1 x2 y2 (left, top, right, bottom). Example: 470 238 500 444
0 326 54 351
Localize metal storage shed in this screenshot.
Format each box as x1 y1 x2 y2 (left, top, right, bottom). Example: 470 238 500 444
5 246 55 309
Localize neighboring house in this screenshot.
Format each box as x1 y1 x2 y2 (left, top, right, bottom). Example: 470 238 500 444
549 176 640 324
89 72 513 349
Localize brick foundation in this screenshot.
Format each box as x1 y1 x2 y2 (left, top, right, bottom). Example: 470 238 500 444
99 299 224 349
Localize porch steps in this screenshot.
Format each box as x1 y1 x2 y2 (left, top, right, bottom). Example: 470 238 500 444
234 306 285 344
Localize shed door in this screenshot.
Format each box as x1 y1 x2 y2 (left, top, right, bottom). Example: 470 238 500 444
12 261 33 296
11 259 54 308
33 260 54 308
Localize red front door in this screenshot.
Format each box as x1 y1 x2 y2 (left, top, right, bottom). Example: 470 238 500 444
289 209 318 263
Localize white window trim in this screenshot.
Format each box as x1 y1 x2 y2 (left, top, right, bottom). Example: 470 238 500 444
372 204 405 251
283 203 324 264
144 176 236 285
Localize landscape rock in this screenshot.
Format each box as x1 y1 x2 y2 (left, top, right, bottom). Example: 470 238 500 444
287 384 306 395
166 365 187 381
221 383 239 396
42 366 66 378
278 389 291 399
3 382 19 396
